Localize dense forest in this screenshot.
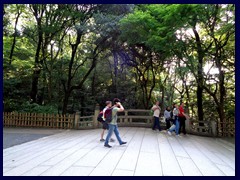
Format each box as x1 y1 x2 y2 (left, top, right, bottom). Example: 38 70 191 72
3 4 235 125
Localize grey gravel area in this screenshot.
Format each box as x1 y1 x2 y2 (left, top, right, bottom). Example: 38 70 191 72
3 127 67 149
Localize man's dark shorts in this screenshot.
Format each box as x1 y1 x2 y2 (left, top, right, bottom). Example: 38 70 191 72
102 121 109 130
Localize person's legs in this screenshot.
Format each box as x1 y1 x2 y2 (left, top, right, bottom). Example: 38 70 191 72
113 125 124 144
182 117 186 134
104 122 114 141
168 118 176 132
152 116 157 130
155 117 161 131
175 118 180 135
100 129 105 141
169 124 176 132
179 117 183 134
104 124 114 147
100 122 108 141
166 119 171 129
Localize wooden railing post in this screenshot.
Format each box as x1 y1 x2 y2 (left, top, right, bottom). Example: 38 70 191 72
93 104 100 128
211 120 217 137
74 111 80 129
124 110 128 124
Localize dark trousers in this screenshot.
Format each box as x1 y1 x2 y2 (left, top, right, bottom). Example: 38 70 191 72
152 116 161 131
102 121 109 130
179 116 186 134
166 118 171 129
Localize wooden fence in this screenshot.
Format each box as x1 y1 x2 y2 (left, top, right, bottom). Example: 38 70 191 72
3 107 235 137
74 113 95 130
3 112 74 129
189 120 214 136
111 109 154 128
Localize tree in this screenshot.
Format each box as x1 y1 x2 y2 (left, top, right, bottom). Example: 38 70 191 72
172 4 235 126
61 4 133 114
3 3 235 133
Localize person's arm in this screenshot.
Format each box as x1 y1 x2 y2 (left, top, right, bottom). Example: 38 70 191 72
180 107 189 119
152 105 159 111
117 102 124 112
151 105 155 111
182 112 186 116
182 112 190 119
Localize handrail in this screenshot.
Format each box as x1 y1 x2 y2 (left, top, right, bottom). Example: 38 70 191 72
3 110 234 137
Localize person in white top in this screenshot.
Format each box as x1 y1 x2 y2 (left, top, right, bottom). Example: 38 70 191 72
151 101 162 131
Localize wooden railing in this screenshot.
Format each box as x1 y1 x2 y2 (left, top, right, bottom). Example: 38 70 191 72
74 109 155 129
74 113 94 129
3 106 234 137
117 109 153 127
189 120 214 136
3 112 74 129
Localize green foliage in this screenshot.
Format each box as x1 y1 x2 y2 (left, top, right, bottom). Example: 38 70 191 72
3 4 235 126
4 99 20 112
19 102 58 114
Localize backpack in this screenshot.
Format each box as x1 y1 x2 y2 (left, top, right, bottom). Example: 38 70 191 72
97 111 104 122
104 107 113 123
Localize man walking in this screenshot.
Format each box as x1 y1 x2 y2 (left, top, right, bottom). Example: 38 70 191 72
104 98 127 148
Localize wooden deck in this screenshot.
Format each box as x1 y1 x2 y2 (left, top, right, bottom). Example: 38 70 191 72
3 127 235 176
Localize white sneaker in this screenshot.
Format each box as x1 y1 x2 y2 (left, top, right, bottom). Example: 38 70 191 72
168 131 172 135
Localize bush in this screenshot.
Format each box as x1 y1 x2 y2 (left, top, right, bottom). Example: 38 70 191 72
18 102 58 114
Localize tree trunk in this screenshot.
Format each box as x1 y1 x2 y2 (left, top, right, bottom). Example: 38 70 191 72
113 51 118 94
9 9 21 65
185 83 191 115
203 81 225 137
62 91 71 115
30 5 44 103
30 37 43 103
30 69 41 102
197 85 204 121
91 68 96 97
216 59 226 135
47 75 52 103
219 72 226 136
161 85 164 110
61 30 81 114
192 26 204 123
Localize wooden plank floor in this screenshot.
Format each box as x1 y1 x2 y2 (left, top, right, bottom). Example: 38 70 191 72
3 127 235 176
